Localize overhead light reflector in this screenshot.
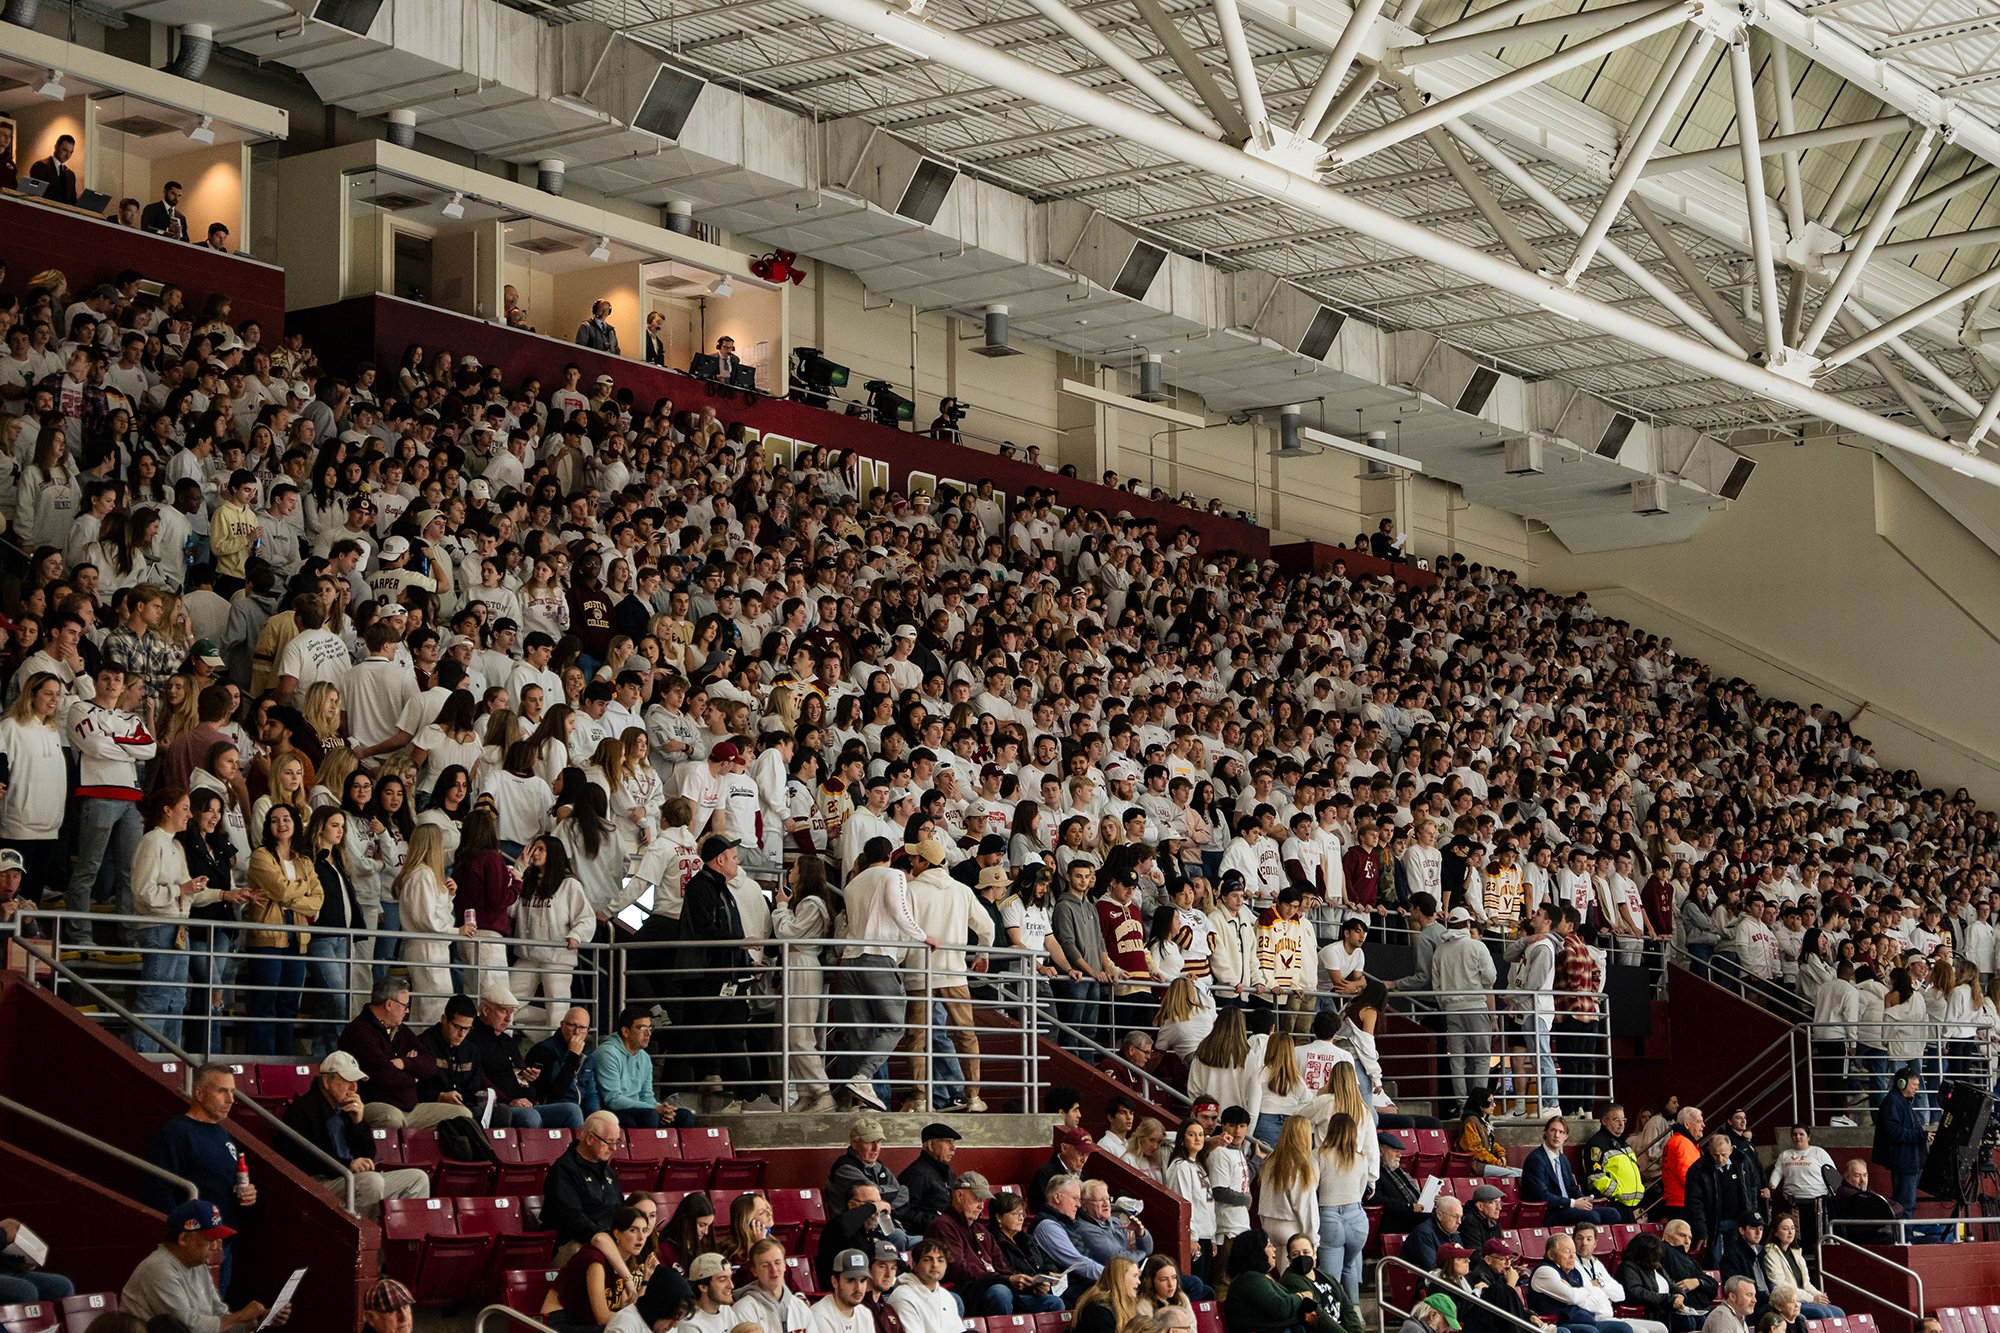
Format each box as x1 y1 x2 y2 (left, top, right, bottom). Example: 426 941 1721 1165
37 72 65 101
188 115 215 145
1299 423 1423 473
589 236 611 263
440 191 465 220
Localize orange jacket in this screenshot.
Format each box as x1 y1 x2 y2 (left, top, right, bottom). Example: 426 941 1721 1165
1662 1128 1701 1208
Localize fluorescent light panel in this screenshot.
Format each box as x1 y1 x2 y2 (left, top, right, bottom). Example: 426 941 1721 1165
1298 424 1424 473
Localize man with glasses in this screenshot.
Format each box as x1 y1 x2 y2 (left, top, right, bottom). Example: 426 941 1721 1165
467 981 585 1129
593 1002 685 1129
543 1110 625 1264
526 1005 601 1113
810 1248 876 1333
338 978 473 1130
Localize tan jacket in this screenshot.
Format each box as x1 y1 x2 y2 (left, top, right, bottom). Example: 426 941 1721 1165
246 847 324 951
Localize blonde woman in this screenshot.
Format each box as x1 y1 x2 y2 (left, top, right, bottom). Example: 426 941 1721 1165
1253 1028 1315 1148
155 673 202 748
1120 1117 1168 1183
1258 1116 1320 1254
311 746 358 812
243 803 324 1056
1315 1110 1372 1301
1072 1256 1141 1333
393 823 466 1024
249 752 309 847
301 680 346 753
1154 976 1217 1058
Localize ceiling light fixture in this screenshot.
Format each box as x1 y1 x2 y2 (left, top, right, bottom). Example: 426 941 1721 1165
187 115 215 146
1299 423 1424 473
36 71 66 101
589 236 611 263
440 191 465 220
708 275 734 298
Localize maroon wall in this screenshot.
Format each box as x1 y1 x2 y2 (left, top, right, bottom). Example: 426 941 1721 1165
0 1142 164 1296
288 295 1269 559
0 973 372 1333
1612 966 1793 1121
1821 1239 1993 1331
1271 539 1438 588
1 193 285 337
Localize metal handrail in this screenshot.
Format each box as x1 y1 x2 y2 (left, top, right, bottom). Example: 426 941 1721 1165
1820 1234 1923 1323
1688 1026 1802 1126
0 1093 198 1202
473 1304 566 1333
1041 1008 1192 1109
8 936 358 1214
1374 1254 1544 1333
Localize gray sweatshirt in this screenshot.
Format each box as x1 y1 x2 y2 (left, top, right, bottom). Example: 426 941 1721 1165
121 1247 228 1333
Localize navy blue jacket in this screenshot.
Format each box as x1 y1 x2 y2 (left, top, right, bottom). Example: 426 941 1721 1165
1522 1145 1583 1205
1873 1088 1926 1175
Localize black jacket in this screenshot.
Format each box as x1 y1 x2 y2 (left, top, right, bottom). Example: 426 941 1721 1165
1368 1165 1428 1233
1684 1155 1758 1247
682 866 749 986
466 1021 535 1102
898 1150 955 1233
417 1025 485 1102
278 1085 363 1177
818 1200 889 1279
542 1144 622 1245
1661 1245 1718 1306
1466 1266 1536 1333
1615 1262 1680 1318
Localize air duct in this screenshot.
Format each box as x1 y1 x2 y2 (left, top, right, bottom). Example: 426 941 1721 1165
664 201 695 236
161 23 213 80
384 109 416 148
825 121 958 226
2 0 41 26
1631 479 1670 514
970 305 1021 359
1136 354 1165 402
1504 435 1545 475
537 159 566 197
1272 405 1312 458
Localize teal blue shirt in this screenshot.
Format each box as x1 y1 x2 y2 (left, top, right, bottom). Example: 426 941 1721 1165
591 1040 655 1111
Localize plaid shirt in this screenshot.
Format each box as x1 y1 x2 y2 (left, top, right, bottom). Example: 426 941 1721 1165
100 626 181 696
1557 931 1603 1020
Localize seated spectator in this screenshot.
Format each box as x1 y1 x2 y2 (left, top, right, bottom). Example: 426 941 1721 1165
1075 1179 1159 1273
1220 1228 1313 1333
337 976 473 1129
860 1237 905 1333
897 1122 960 1234
1029 1127 1095 1208
1616 1232 1699 1333
142 1064 256 1295
1073 1256 1141 1333
1825 1160 1895 1243
1574 1224 1667 1333
1274 1236 1343 1332
0 1218 73 1307
809 1248 873 1333
415 994 484 1107
1139 1255 1194 1320
1523 1118 1623 1226
1402 1196 1466 1274
1580 1104 1641 1214
276 1052 431 1219
1368 1133 1428 1233
467 980 585 1129
1762 1290 1809 1333
1454 1091 1523 1180
886 1239 959 1333
926 1171 1060 1316
1758 1213 1840 1320
542 1203 651 1333
593 1003 681 1128
829 1117 914 1238
1701 1277 1758 1333
725 1192 777 1269
1428 1244 1478 1302
1714 1213 1769 1308
120 1201 289 1333
658 1191 723 1276
991 1190 1060 1299
1399 1295 1462 1333
544 1111 626 1262
1465 1241 1540 1333
1528 1232 1634 1333
1458 1185 1506 1253
735 1237 812 1333
683 1251 740 1333
1032 1175 1103 1292
1658 1221 1718 1308
819 1180 906 1281
362 1279 415 1333
528 1006 605 1114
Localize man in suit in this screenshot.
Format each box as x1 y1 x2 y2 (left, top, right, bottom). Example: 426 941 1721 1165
29 133 79 205
1523 1117 1623 1225
141 181 188 239
575 300 620 354
644 311 666 367
703 334 741 380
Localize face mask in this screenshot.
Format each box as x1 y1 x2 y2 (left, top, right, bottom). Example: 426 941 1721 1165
1289 1255 1314 1276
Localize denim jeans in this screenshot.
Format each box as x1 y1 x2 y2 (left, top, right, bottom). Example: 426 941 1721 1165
1318 1201 1369 1300
0 1270 75 1304
1685 943 1714 979
1052 978 1106 1052
370 900 403 982
494 1101 585 1130
187 922 239 1060
134 923 189 1053
975 1285 1063 1316
65 797 142 925
242 947 307 1057
305 934 352 1058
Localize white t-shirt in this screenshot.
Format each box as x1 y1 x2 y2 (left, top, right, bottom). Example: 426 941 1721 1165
280 628 351 697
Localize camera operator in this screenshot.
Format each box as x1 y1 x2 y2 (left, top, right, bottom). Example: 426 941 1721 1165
930 397 967 443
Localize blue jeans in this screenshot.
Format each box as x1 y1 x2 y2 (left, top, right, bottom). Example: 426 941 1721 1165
371 901 403 982
243 947 307 1057
1800 1306 1844 1321
134 924 190 1053
928 1002 966 1105
305 934 352 1058
495 1101 584 1129
187 922 239 1059
1892 1171 1918 1217
66 797 142 926
1318 1201 1368 1301
0 1270 74 1303
975 1285 1064 1315
1253 1112 1287 1150
1052 978 1105 1052
1685 943 1714 978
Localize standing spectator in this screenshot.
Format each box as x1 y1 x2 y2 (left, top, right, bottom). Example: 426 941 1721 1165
1433 909 1496 1107
833 838 928 1110
243 803 323 1056
1684 1135 1759 1255
576 301 621 355
681 832 756 1098
142 1065 258 1295
1872 1067 1927 1217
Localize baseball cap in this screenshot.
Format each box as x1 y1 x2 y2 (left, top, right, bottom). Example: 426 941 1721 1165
363 1279 414 1314
319 1050 367 1081
951 1171 994 1200
850 1115 887 1143
470 479 492 500
710 740 743 764
191 639 225 668
1111 1196 1144 1217
1481 1239 1517 1259
689 1253 730 1283
379 536 411 562
165 1199 236 1242
894 623 918 639
1421 1295 1462 1330
1447 907 1473 925
0 849 26 874
699 833 741 861
869 1239 901 1264
1054 1127 1095 1150
596 373 615 385
413 509 444 530
831 1249 871 1279
1436 1243 1476 1261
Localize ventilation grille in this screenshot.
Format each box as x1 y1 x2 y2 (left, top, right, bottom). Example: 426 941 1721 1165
896 159 957 225
313 0 384 35
101 115 179 137
1298 307 1345 362
0 75 27 94
362 191 430 212
1456 364 1502 415
1112 241 1166 301
1594 412 1636 459
633 66 705 140
509 236 575 255
1719 456 1755 500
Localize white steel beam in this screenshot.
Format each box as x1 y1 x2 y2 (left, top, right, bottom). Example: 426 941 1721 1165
1565 28 1712 286
1636 115 1911 176
789 0 2000 488
1292 0 1389 140
1313 66 1380 142
1816 133 1886 230
1014 0 1227 139
1800 126 1935 353
1769 39 1807 242
1626 195 1758 351
1857 163 2000 241
1131 0 1253 142
1394 81 1547 271
1836 306 1985 416
1324 2 1693 168
1823 266 2000 370
1399 0 1678 66
1727 40 1788 359
1964 381 2000 449
1857 225 2000 262
1210 0 1270 139
1426 0 1563 42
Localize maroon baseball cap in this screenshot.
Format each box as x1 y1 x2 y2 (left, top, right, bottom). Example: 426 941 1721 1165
1055 1127 1096 1150
710 741 743 763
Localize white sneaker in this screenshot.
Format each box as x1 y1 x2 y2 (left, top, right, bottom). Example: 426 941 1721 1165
845 1079 887 1111
1538 1105 1565 1119
968 1097 989 1113
1831 1114 1857 1127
